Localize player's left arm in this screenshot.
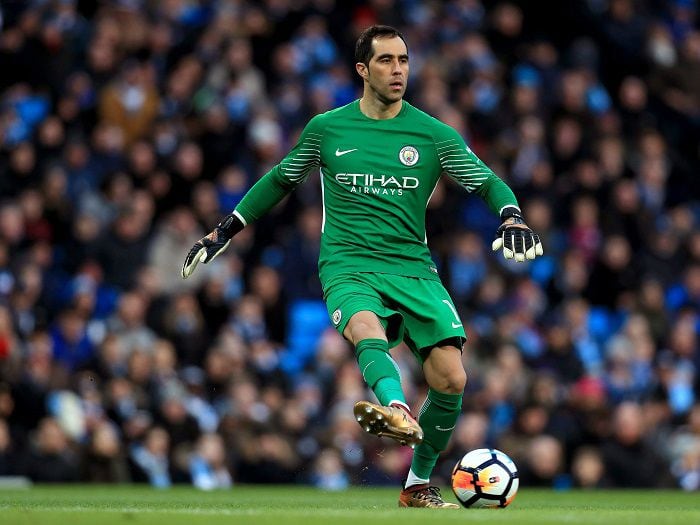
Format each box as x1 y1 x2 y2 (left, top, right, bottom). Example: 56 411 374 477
437 127 543 262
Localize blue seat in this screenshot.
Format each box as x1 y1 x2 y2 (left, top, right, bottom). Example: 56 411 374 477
281 300 331 375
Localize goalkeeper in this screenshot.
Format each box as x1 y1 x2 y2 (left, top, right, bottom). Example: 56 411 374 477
182 25 542 508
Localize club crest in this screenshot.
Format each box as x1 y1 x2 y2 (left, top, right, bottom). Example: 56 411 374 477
399 145 419 166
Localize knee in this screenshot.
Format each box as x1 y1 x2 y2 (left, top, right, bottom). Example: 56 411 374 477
348 323 382 346
344 315 385 345
425 346 468 394
443 367 467 394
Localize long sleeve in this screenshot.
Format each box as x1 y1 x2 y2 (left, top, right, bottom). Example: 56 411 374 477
435 126 519 215
234 115 323 224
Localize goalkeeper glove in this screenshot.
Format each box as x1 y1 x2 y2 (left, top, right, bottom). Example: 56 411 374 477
181 213 244 279
491 206 544 262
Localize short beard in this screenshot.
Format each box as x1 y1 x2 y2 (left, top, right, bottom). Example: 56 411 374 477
369 83 404 105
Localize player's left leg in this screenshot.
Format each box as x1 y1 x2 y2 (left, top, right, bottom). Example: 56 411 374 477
345 311 423 447
399 343 464 508
406 344 465 483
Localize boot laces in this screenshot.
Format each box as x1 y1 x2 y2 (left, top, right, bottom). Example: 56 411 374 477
415 486 446 504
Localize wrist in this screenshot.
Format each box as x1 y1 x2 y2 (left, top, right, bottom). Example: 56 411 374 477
216 213 245 238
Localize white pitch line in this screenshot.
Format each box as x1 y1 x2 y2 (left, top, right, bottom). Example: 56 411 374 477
0 505 386 517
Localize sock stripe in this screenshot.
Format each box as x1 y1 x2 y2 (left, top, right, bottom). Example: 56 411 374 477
417 398 431 419
389 355 402 380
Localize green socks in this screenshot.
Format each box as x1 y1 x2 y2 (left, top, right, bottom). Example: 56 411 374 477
409 388 463 480
356 338 407 407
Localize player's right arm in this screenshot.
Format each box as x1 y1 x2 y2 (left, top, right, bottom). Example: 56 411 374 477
182 115 324 279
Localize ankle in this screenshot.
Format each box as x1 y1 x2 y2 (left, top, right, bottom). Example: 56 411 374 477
402 482 428 492
405 468 430 489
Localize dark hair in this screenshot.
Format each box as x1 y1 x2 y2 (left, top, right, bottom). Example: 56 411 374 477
355 25 407 66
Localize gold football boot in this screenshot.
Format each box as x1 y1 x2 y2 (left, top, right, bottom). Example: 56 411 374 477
353 400 423 447
398 484 460 509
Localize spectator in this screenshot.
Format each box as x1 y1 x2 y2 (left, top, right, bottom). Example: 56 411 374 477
571 446 609 488
156 388 200 452
650 30 700 120
585 234 638 308
601 402 675 487
95 207 152 290
107 291 157 356
149 207 206 294
19 417 80 482
9 331 53 436
82 421 131 483
235 432 301 484
603 314 656 403
50 308 94 371
129 426 171 488
518 434 567 488
189 433 232 490
248 265 287 345
669 404 700 490
99 60 160 145
538 317 585 384
0 305 19 363
162 293 208 366
280 206 323 300
0 418 17 475
657 314 697 418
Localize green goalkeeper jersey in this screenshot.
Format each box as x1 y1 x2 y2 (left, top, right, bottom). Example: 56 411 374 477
234 100 519 285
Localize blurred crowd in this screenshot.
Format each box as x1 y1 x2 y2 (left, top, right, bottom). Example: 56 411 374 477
0 0 699 492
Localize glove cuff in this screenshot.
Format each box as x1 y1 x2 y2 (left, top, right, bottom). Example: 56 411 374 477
216 213 245 238
500 206 524 224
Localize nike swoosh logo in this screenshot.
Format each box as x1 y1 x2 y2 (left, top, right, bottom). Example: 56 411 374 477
452 322 463 329
335 148 358 156
435 425 456 432
362 360 375 379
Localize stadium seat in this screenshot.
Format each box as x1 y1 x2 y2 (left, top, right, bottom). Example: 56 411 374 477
280 299 331 375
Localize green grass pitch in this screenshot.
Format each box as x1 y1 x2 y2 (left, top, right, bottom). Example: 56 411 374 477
0 485 698 525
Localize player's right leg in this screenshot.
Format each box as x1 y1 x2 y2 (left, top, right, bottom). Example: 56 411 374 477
323 275 423 447
372 275 464 508
344 311 423 448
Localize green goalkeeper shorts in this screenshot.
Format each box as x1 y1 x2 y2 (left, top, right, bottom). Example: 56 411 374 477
323 272 466 363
